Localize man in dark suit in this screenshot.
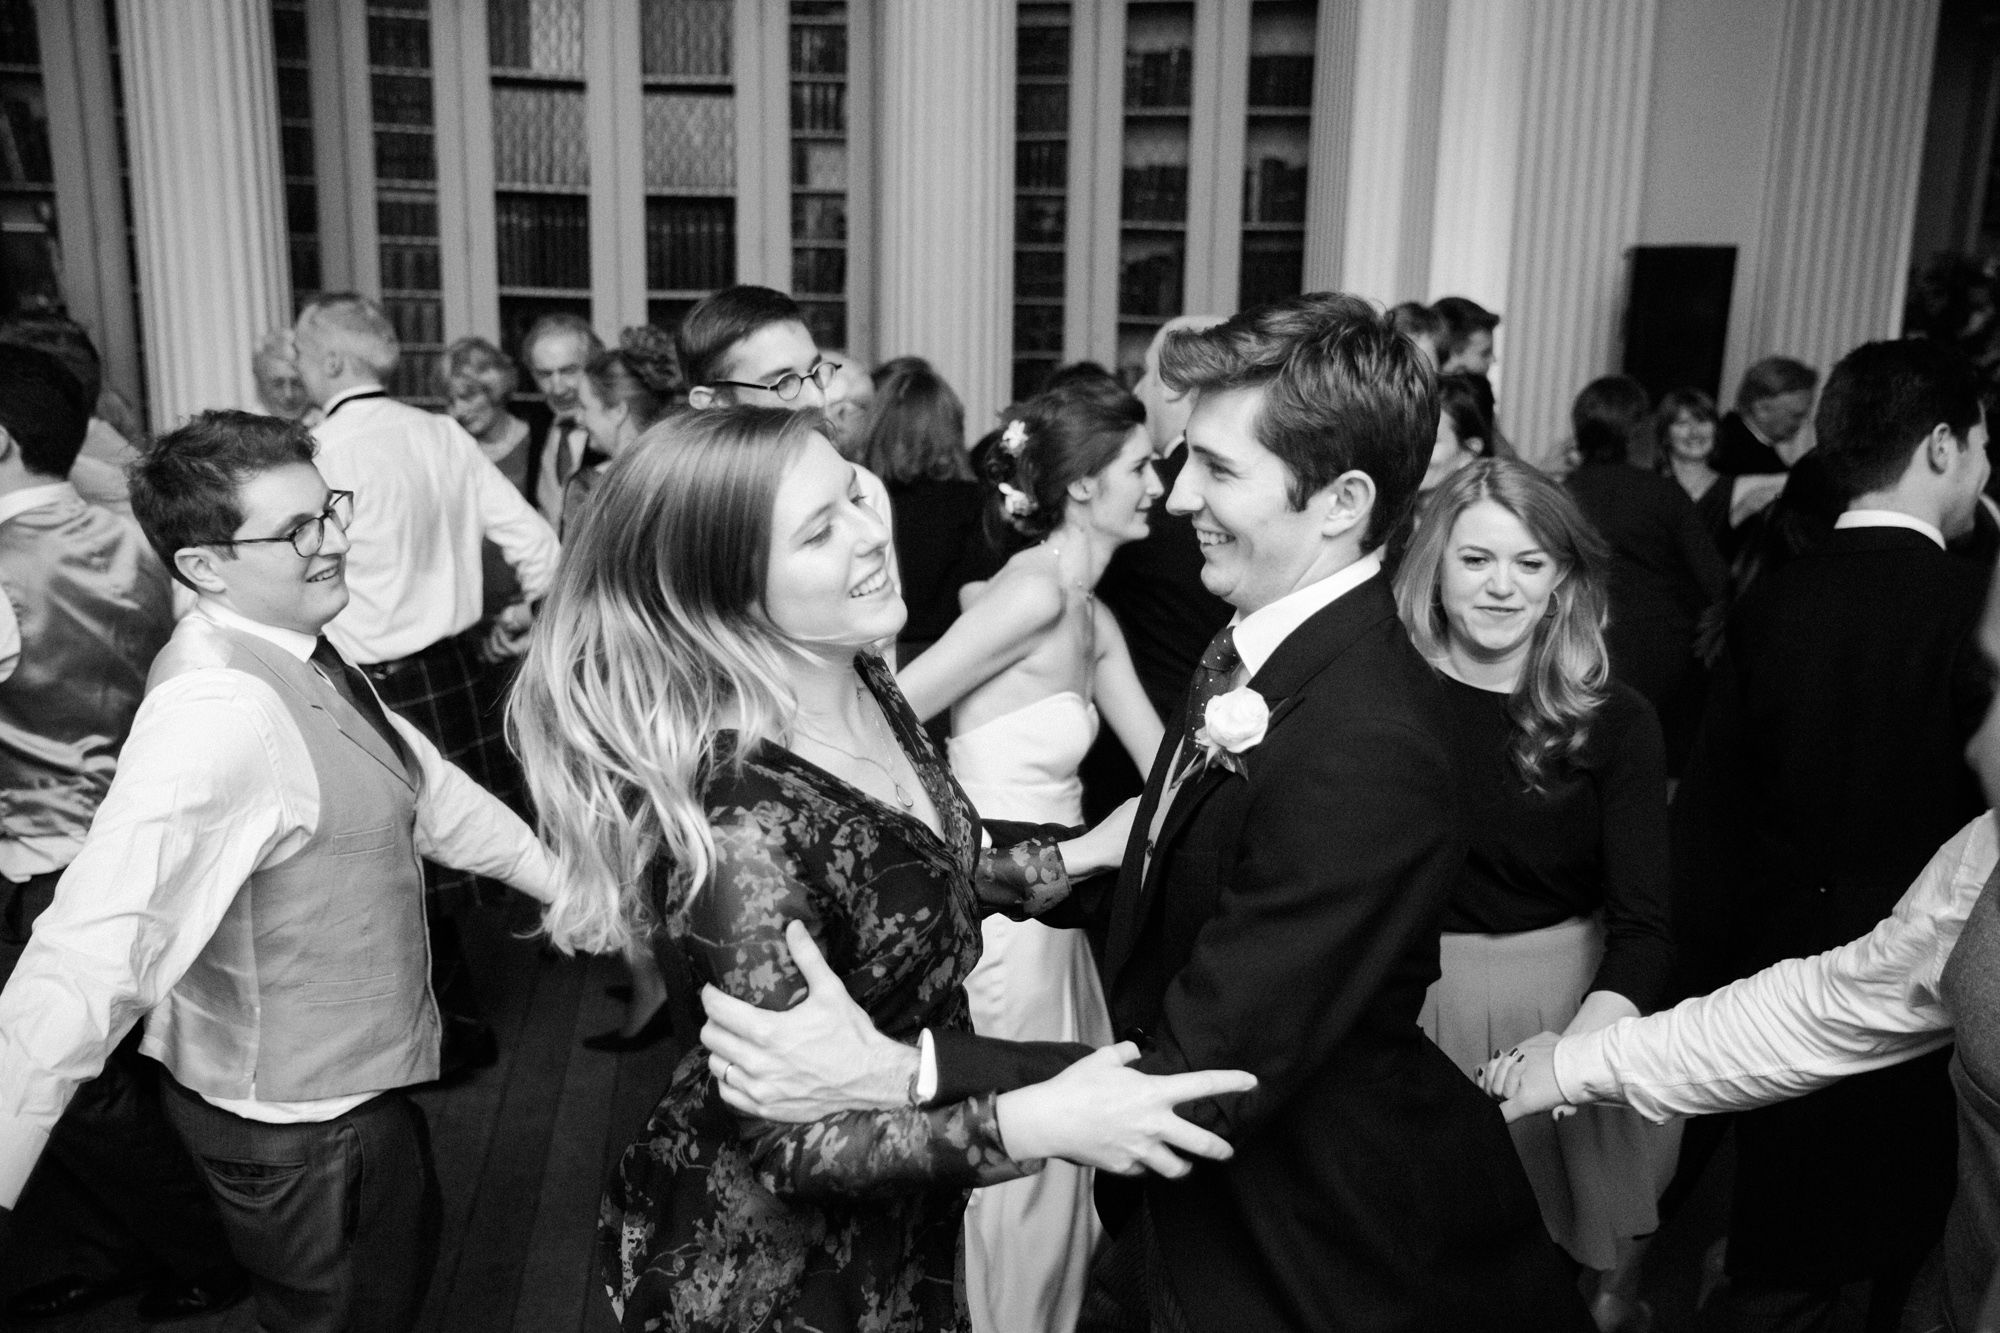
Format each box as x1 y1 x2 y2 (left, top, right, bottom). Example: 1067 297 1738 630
1673 338 1993 1332
705 295 1590 1331
1083 315 1233 818
1713 355 1819 478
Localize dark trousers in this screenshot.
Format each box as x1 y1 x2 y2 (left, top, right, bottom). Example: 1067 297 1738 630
162 1078 441 1333
2 871 237 1289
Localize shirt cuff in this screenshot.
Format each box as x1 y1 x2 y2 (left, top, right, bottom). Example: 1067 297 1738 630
0 1112 51 1208
917 1028 938 1104
1552 1028 1615 1107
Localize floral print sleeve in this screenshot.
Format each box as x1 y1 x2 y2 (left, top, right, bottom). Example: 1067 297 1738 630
686 802 1035 1202
972 821 1077 918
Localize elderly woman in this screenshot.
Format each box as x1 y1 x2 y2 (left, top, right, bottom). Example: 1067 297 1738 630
440 336 542 500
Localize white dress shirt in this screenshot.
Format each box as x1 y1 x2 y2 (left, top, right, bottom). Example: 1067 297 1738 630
312 386 560 663
0 600 555 1206
1552 812 1989 1118
1229 551 1385 679
1835 507 1947 551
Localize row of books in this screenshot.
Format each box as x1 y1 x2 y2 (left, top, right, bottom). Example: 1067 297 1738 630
388 350 444 404
792 246 846 298
495 193 592 288
791 81 846 135
1243 158 1307 224
288 237 323 298
1247 54 1313 108
642 0 731 78
1122 164 1188 223
798 300 846 353
1119 250 1184 319
645 199 735 290
1015 250 1064 300
1125 48 1192 109
792 141 846 191
1016 195 1065 245
793 193 846 242
378 196 438 239
790 26 847 77
1017 141 1067 192
1018 84 1068 135
381 295 444 347
270 3 309 65
375 128 436 184
371 73 432 128
0 96 53 185
1019 24 1070 79
1013 303 1063 355
369 13 432 73
380 241 441 294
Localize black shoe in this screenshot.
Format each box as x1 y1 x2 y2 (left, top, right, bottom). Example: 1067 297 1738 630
137 1269 251 1323
581 1001 675 1052
7 1273 143 1322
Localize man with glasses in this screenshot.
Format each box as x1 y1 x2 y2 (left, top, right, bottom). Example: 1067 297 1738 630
678 286 901 585
0 410 556 1333
292 293 558 1075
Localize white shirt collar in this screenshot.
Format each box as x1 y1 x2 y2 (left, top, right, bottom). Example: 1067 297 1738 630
195 597 320 662
1230 552 1384 678
1834 508 1946 551
0 481 80 528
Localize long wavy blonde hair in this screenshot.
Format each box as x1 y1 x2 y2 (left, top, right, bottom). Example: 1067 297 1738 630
1393 457 1612 790
508 406 821 953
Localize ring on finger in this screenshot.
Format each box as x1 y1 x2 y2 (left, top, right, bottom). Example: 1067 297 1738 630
719 1060 735 1087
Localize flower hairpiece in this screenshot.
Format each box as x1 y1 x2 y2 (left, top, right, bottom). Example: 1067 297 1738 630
998 481 1036 517
1000 420 1029 456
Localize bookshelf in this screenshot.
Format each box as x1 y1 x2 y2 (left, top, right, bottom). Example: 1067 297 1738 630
0 0 61 316
641 0 737 332
1116 2 1195 381
369 0 444 402
1239 0 1313 310
487 0 591 359
1012 2 1070 403
270 0 321 305
789 1 848 350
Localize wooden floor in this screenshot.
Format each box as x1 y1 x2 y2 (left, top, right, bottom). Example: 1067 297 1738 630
0 907 687 1333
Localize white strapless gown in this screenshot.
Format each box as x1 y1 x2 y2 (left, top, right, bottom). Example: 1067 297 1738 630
949 691 1114 1333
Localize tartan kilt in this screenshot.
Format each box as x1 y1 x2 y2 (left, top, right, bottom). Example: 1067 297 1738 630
361 625 520 910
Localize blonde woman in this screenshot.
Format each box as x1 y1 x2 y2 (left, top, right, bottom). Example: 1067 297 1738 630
1393 458 1677 1330
508 406 1250 1333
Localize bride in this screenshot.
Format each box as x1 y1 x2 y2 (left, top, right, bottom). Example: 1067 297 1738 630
898 376 1166 1333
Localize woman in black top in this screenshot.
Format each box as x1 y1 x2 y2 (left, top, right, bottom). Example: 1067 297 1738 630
1395 458 1675 1323
856 357 999 663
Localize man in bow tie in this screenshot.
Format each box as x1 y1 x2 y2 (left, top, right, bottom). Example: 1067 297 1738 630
702 294 1589 1331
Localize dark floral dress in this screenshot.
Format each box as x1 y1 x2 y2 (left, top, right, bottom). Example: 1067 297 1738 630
601 653 1075 1332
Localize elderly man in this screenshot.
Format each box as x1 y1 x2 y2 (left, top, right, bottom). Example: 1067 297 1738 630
520 313 602 526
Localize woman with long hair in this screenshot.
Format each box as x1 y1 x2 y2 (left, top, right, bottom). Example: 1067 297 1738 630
509 406 1247 1333
892 377 1164 1333
1394 458 1677 1330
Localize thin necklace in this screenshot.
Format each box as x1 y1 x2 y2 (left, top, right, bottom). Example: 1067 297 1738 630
795 683 918 809
1042 540 1095 600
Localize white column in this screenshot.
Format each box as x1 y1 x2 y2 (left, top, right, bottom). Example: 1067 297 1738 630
117 0 291 432
876 0 1014 433
1744 0 1940 378
1497 0 1658 467
1333 0 1448 305
1426 0 1527 313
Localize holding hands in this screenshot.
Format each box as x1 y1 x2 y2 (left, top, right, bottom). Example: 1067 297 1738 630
1475 1031 1574 1123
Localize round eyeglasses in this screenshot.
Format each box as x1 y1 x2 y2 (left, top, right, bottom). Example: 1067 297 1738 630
211 490 355 558
708 359 840 402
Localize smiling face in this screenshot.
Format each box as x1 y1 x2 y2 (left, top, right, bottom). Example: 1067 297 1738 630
762 433 904 651
1169 385 1334 614
1668 411 1716 464
191 461 351 635
527 329 591 420
715 321 829 411
1072 425 1163 545
1438 499 1562 674
447 376 502 440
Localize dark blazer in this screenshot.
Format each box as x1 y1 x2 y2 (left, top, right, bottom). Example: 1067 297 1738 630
1713 410 1786 477
1673 522 1992 1284
946 574 1588 1331
886 476 999 652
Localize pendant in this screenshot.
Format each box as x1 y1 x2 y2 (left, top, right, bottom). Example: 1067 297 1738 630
894 781 916 809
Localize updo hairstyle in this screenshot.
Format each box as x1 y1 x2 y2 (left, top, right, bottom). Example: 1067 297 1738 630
984 378 1146 544
586 324 683 433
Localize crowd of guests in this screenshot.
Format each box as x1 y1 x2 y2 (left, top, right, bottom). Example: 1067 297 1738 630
0 276 1992 1333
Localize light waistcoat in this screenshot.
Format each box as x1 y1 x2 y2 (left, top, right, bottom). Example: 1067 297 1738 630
140 618 440 1100
0 493 173 846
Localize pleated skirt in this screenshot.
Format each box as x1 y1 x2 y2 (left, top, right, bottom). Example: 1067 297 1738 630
1420 916 1683 1271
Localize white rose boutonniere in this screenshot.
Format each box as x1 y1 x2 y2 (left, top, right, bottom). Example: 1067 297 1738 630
1194 686 1270 777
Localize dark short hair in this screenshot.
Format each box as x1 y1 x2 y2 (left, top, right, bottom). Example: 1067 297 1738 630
1437 372 1494 457
861 356 970 486
1431 296 1500 361
1812 339 1983 499
1571 375 1652 467
130 410 318 589
986 377 1145 544
0 344 92 480
1389 301 1448 349
1158 292 1434 551
1734 355 1818 413
0 315 103 407
676 285 806 392
1040 360 1119 394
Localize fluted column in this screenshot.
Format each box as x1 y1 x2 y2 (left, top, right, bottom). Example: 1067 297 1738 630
1426 0 1528 315
1744 0 1940 377
117 0 290 432
876 0 1013 431
1498 0 1658 467
1331 0 1447 305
